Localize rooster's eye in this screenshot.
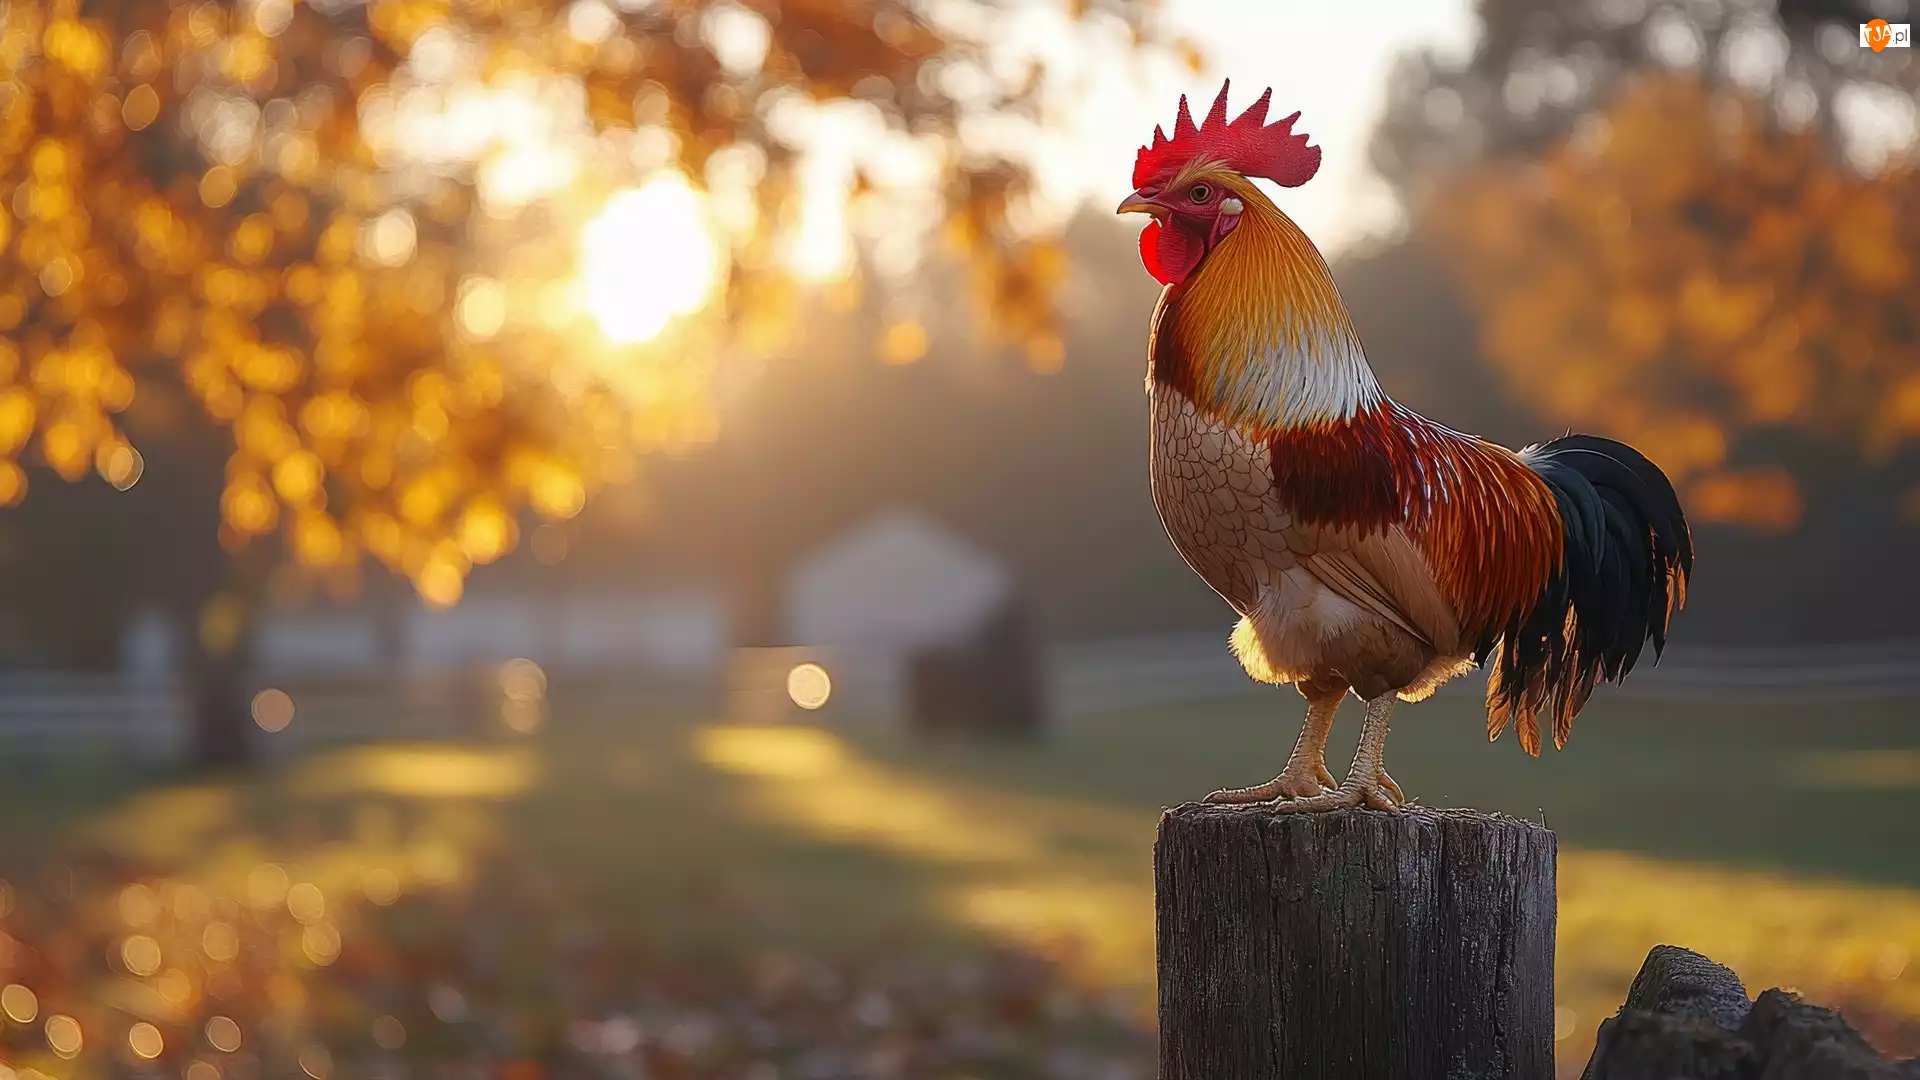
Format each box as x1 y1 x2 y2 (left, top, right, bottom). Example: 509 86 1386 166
1188 184 1212 204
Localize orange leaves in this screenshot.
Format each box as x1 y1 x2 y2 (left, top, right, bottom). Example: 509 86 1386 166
1869 376 1920 460
40 15 109 77
397 471 451 527
1605 290 1668 363
299 391 369 445
292 511 347 568
271 451 324 504
1677 273 1771 348
455 498 515 565
0 0 1165 607
524 458 587 522
0 389 36 457
1686 468 1802 533
218 29 278 89
228 213 276 264
366 0 453 50
1828 192 1909 293
222 472 280 536
120 83 159 131
1432 73 1920 531
0 459 27 506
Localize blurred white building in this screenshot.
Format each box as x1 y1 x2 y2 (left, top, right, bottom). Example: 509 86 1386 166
783 508 1014 723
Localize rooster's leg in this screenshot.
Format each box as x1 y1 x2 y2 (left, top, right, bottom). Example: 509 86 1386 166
1271 692 1403 813
1203 684 1343 804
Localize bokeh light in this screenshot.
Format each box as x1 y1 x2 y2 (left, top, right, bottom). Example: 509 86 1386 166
251 688 295 732
45 1014 82 1059
298 1044 333 1079
786 663 833 711
372 1014 407 1050
302 923 342 966
499 658 548 734
498 658 547 701
427 983 468 1022
879 320 929 366
246 863 290 909
362 869 401 907
201 922 240 963
454 276 506 340
128 1021 164 1060
118 882 159 926
286 882 326 924
100 444 144 490
205 1015 242 1053
120 934 162 976
1 983 38 1023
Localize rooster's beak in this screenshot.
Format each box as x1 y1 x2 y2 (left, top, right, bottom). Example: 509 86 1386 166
1116 191 1166 219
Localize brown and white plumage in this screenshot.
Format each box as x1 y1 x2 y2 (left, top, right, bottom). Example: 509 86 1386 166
1123 82 1693 809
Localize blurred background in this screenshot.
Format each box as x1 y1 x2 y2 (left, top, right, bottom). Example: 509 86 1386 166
0 0 1917 1076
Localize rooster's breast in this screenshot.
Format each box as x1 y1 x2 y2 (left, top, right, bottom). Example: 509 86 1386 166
1148 384 1296 614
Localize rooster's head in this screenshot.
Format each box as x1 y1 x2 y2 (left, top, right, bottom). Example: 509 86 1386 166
1118 80 1320 286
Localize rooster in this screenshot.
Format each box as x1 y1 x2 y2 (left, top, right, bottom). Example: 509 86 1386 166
1118 82 1694 812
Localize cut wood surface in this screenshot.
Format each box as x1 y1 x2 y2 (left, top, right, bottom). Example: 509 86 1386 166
1155 803 1556 1080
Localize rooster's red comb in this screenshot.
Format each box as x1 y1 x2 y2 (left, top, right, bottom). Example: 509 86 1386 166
1132 80 1320 191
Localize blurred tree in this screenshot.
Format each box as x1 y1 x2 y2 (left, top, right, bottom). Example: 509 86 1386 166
0 0 1176 761
1373 0 1920 531
1374 0 1915 195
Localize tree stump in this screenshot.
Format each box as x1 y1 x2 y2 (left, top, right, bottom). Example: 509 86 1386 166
1156 803 1557 1080
1582 944 1920 1079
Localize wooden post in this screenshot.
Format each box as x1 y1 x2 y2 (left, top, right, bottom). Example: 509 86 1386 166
1156 804 1557 1080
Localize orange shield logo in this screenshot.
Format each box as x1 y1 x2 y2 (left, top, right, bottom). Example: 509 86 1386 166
1865 18 1893 51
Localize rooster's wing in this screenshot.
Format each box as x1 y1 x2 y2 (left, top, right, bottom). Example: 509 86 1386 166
1293 524 1464 658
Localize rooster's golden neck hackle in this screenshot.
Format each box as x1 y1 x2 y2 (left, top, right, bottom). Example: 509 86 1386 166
1120 81 1694 812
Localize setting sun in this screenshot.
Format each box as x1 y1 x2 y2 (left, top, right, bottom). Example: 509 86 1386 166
578 172 725 345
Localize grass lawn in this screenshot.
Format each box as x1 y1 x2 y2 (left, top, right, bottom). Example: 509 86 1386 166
0 681 1916 1078
865 685 1920 888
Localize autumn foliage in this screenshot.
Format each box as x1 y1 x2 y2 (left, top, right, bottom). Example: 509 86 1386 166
0 0 1160 604
1431 75 1920 531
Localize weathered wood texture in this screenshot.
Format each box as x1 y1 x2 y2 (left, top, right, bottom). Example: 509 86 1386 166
1583 945 1920 1079
1156 804 1556 1080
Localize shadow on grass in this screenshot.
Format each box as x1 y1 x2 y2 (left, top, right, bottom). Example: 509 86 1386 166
1 688 1916 1079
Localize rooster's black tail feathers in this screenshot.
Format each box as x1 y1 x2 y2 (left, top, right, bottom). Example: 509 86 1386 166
1486 435 1694 754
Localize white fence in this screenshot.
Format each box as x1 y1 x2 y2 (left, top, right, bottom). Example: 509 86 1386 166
0 672 189 761
1047 633 1920 715
253 591 729 680
2 634 1916 761
0 671 479 764
0 667 721 765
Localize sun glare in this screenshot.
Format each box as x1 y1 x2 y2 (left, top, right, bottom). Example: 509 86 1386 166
579 172 724 344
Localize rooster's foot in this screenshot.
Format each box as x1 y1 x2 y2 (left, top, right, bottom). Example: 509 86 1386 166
1266 776 1402 814
1202 767 1333 805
